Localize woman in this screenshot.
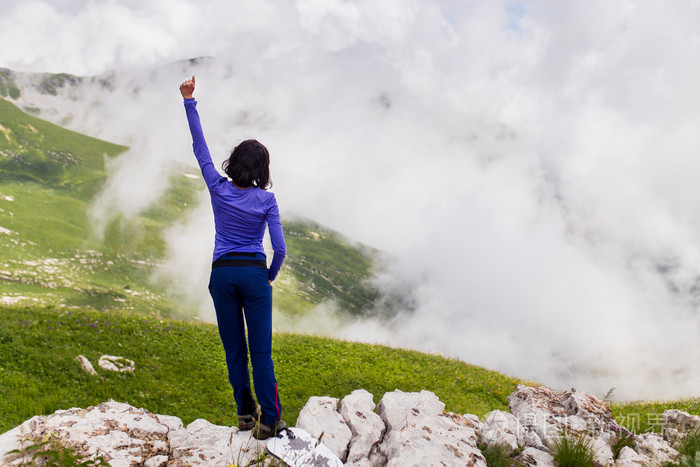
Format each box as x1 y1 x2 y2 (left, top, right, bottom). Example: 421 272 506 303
179 76 287 440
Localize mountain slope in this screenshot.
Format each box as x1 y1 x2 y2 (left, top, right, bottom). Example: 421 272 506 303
0 97 192 313
0 96 388 318
0 304 519 434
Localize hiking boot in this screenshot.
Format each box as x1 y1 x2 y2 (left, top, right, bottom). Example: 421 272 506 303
238 409 260 431
253 419 287 440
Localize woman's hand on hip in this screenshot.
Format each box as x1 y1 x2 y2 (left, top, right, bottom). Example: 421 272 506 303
180 76 195 99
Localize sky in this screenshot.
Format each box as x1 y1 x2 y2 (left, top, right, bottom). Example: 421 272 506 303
1 0 700 401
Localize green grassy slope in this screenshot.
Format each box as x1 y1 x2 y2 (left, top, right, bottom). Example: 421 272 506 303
0 304 520 434
274 219 381 317
3 305 696 436
0 97 201 315
0 97 120 197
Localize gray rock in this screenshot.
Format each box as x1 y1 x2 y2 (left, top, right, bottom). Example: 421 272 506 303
0 400 268 467
663 410 700 432
75 355 97 376
0 416 46 465
635 433 679 466
154 413 183 432
339 389 385 465
1 401 167 466
143 454 169 467
517 446 555 467
376 390 486 467
508 385 615 450
615 446 646 467
97 355 135 373
296 396 352 461
481 410 544 451
378 389 445 430
589 437 614 467
169 418 267 466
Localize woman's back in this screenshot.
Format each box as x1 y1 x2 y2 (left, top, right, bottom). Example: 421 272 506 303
208 182 282 260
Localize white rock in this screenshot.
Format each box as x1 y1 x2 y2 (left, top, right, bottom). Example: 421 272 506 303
517 446 556 467
615 446 647 467
340 389 385 465
155 414 184 432
144 455 169 467
508 385 567 448
561 389 613 422
464 413 482 427
589 437 614 467
378 389 445 430
296 396 352 461
0 401 169 466
482 410 544 451
0 400 269 467
635 433 679 466
169 418 267 466
75 355 97 376
508 385 615 449
98 355 135 373
0 416 46 465
377 390 486 467
663 410 700 432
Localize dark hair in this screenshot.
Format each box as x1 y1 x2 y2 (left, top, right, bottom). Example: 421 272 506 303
221 139 271 189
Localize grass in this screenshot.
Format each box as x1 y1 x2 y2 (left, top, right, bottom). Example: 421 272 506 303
679 431 700 459
552 434 595 467
477 442 526 467
0 304 521 434
667 431 700 467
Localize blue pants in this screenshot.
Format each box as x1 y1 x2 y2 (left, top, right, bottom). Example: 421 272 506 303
208 260 282 425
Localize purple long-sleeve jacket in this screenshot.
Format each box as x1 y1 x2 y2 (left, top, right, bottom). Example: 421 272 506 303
184 98 286 281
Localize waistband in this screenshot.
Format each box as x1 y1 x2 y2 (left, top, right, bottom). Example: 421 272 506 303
212 251 268 270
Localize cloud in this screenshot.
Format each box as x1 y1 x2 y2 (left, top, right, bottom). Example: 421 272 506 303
4 0 700 400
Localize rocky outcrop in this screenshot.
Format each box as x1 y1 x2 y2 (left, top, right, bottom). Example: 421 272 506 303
507 385 616 449
0 386 694 466
372 390 485 467
481 409 544 451
663 410 700 432
0 401 268 466
504 385 688 467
